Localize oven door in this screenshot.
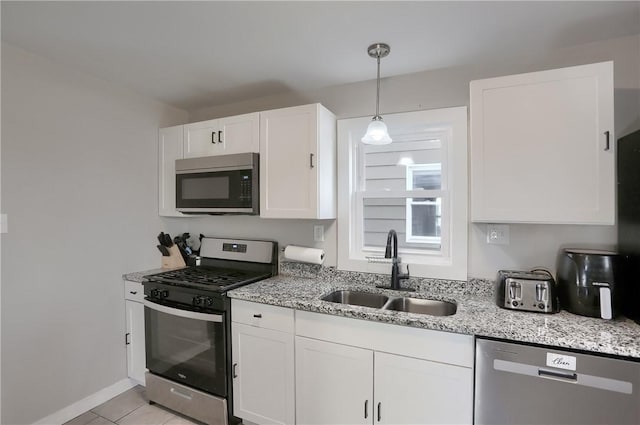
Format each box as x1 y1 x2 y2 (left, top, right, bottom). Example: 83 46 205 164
144 299 227 397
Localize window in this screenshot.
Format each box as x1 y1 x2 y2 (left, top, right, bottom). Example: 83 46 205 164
406 164 442 245
337 107 468 280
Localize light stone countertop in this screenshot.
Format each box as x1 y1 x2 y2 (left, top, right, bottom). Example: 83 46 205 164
228 270 640 360
123 268 184 283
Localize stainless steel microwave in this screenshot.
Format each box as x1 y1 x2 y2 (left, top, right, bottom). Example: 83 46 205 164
175 153 259 214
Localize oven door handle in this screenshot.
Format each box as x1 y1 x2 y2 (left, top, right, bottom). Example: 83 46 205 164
144 300 223 322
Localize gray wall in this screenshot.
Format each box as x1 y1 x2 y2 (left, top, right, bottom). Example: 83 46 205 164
182 34 640 278
0 43 188 424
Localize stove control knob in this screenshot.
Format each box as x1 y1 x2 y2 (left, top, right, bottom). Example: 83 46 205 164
150 289 159 297
193 296 202 306
161 290 169 298
205 298 214 306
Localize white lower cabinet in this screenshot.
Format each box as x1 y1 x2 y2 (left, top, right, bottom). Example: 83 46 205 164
124 280 146 385
231 300 295 425
230 302 474 425
295 337 373 425
295 337 472 425
374 351 473 425
295 310 474 425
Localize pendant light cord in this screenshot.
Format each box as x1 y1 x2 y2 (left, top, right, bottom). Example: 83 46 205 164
375 54 381 118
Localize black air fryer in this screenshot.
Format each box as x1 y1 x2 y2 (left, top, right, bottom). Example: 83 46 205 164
618 128 640 323
556 249 621 319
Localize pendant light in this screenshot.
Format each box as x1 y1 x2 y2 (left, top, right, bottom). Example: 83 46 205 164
361 43 392 145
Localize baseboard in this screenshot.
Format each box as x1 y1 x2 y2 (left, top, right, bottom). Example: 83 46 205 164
33 378 137 425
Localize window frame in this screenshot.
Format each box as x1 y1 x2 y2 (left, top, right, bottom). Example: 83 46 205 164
337 107 468 281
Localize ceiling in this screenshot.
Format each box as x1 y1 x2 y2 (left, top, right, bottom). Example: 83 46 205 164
2 1 639 112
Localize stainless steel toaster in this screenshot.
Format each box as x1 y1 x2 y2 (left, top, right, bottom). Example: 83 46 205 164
495 269 560 313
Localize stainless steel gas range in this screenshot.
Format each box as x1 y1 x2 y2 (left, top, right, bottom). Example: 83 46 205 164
143 237 278 425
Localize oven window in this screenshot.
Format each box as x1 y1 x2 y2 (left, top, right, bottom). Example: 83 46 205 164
182 176 230 199
145 303 227 396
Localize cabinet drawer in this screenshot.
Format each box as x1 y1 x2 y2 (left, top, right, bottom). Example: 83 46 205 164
124 280 144 302
231 299 294 333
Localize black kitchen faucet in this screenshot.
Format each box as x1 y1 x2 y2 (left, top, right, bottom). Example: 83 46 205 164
384 229 410 290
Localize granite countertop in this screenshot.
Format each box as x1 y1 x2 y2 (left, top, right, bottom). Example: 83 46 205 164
228 272 640 359
122 268 168 283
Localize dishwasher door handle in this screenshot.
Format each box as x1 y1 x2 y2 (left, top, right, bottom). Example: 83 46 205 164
538 369 578 382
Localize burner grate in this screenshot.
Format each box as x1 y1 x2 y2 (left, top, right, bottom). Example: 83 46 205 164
147 267 267 291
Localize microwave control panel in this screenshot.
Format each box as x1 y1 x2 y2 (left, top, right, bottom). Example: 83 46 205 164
240 173 252 200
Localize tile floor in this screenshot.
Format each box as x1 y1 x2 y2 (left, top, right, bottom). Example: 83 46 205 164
63 386 201 425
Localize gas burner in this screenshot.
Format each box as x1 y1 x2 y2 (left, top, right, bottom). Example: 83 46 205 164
146 266 271 292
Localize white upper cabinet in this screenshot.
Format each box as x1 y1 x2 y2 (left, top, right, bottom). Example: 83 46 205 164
183 112 259 158
260 103 336 219
159 125 185 217
470 61 615 224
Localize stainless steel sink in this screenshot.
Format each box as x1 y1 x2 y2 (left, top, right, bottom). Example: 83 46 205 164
321 290 389 309
321 290 456 316
383 297 457 316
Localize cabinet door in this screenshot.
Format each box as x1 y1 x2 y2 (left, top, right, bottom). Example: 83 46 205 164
374 352 472 425
260 104 319 218
125 300 146 385
159 126 184 217
470 61 614 224
219 112 260 155
232 323 295 425
295 336 373 425
183 119 224 158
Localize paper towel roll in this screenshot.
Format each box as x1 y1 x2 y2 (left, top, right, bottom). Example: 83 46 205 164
284 245 325 265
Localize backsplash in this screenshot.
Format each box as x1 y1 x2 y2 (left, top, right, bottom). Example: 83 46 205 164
280 261 494 296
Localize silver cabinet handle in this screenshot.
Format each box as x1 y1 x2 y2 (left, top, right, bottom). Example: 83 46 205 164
377 402 381 422
125 332 130 345
605 130 610 151
364 400 368 419
538 369 577 382
218 130 223 143
129 291 137 295
310 153 315 168
144 300 223 322
233 363 238 378
170 387 193 400
211 131 216 144
253 314 262 318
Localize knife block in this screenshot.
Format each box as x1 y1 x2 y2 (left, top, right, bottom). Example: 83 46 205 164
161 245 186 269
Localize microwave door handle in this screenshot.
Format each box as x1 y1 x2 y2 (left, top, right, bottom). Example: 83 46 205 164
143 300 223 322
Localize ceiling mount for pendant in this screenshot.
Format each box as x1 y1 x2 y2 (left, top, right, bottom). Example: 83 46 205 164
367 43 390 60
362 42 392 145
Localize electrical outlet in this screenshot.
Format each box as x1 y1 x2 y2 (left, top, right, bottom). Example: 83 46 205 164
313 225 324 242
486 224 509 245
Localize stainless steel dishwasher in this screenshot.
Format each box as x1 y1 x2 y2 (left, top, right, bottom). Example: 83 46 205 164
475 338 640 425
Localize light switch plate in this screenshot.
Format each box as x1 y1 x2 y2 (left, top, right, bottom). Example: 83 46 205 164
487 224 509 245
313 225 324 242
1 214 7 234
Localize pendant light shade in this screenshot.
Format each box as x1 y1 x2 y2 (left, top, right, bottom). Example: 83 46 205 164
362 117 392 145
362 43 392 145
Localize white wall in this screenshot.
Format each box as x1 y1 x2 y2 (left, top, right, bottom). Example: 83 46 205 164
0 43 188 424
183 34 640 278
